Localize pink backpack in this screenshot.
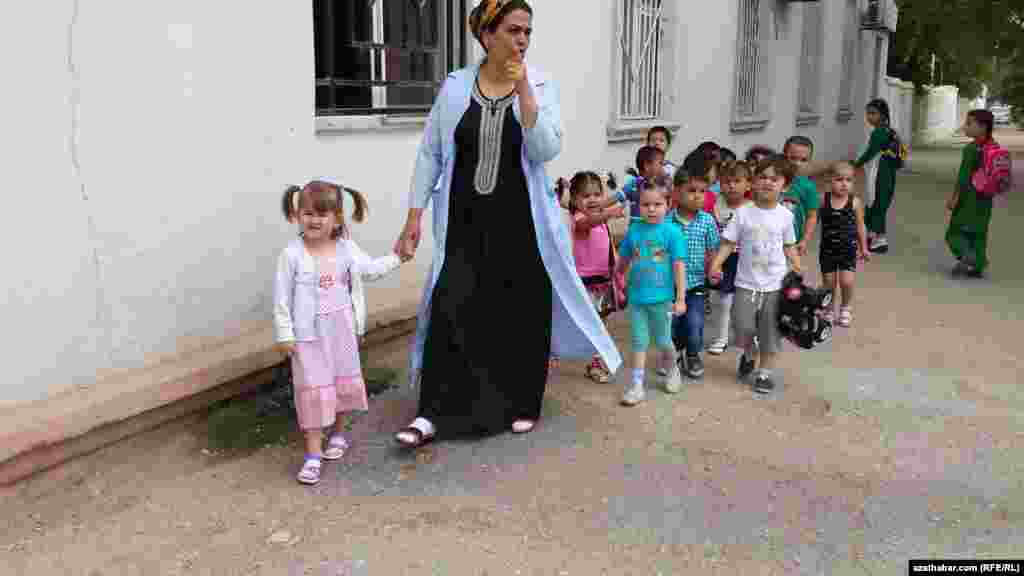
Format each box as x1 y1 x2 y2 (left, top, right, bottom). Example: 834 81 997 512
971 141 1013 199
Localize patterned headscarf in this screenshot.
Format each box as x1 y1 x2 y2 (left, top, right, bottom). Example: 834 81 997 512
469 0 531 45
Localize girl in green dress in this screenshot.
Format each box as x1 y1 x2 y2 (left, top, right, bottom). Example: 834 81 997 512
853 99 901 253
945 109 996 278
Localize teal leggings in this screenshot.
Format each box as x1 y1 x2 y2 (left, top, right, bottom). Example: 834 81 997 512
630 301 673 352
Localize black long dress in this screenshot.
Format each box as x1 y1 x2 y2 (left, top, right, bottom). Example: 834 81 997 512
417 79 553 438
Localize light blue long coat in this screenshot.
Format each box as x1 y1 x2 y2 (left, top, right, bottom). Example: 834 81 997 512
406 59 622 387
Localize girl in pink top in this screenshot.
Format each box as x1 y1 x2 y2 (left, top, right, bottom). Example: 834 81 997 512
561 171 626 383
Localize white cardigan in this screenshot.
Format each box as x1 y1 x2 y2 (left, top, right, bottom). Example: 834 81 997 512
273 236 401 342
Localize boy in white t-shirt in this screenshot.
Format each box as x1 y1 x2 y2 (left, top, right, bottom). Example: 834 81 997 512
709 156 803 394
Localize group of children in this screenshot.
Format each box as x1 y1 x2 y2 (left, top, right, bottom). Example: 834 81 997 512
269 103 1007 484
556 124 877 404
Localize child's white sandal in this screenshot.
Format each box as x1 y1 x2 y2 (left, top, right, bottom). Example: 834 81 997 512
296 458 322 485
323 434 349 461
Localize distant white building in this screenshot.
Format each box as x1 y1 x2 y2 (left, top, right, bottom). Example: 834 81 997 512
0 0 898 475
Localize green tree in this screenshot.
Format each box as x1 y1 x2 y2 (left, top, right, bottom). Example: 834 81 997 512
888 0 1024 98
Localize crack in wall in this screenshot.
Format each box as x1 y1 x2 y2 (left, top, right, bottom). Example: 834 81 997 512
68 0 114 378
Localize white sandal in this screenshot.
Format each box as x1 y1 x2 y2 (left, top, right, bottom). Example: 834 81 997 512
395 417 436 448
511 419 536 434
838 306 852 327
296 458 322 485
323 434 348 460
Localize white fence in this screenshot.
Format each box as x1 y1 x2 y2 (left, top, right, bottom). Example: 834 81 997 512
913 84 960 144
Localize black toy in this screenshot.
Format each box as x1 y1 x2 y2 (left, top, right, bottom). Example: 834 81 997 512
777 271 832 350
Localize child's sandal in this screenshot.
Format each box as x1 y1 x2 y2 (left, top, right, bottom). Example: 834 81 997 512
296 458 322 485
838 307 852 327
323 434 349 461
586 359 610 383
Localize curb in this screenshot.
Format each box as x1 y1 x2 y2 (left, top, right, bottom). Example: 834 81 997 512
0 308 418 487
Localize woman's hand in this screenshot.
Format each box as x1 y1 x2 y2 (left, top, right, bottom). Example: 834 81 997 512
275 341 295 357
395 215 422 261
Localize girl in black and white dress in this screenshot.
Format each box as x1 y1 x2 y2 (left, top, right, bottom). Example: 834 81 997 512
818 162 870 327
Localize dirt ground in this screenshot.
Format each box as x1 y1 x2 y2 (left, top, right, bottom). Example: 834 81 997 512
2 132 1023 575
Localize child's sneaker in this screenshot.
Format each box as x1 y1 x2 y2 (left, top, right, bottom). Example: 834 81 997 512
621 382 646 406
952 257 969 276
707 337 728 355
869 236 889 254
686 353 705 379
736 353 756 382
585 357 610 383
663 364 684 394
753 373 775 394
655 351 676 385
822 308 835 324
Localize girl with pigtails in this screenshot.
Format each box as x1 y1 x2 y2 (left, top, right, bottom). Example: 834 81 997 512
274 179 406 485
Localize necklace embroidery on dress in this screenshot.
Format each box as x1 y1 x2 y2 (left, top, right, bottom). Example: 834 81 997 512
471 78 516 196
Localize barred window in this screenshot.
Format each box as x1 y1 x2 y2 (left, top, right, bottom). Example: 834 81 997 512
731 0 775 132
617 0 665 121
314 0 468 117
796 3 822 125
735 0 761 119
836 0 858 122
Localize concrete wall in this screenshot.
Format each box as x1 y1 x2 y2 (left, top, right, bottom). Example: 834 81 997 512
0 0 891 466
2 1 427 406
914 85 961 144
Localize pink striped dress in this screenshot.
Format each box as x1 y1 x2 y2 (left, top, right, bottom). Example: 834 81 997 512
291 254 368 431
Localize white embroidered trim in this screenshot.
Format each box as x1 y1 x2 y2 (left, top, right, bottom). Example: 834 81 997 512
471 79 515 196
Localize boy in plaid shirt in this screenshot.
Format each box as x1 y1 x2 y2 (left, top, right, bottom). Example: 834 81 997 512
665 160 721 380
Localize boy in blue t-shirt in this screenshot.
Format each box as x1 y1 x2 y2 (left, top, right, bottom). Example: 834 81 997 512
615 176 688 406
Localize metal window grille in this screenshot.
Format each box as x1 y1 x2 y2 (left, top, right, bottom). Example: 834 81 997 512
314 0 467 117
734 0 761 118
617 0 664 121
797 3 822 116
836 0 856 115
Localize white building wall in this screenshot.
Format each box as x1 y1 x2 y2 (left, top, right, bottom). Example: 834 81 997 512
0 0 894 462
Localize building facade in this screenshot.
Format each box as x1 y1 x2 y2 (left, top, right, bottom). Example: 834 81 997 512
0 0 897 471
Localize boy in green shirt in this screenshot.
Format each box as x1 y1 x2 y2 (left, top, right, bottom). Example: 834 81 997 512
782 136 821 257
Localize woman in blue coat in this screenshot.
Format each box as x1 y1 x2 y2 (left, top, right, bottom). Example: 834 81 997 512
393 0 621 446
